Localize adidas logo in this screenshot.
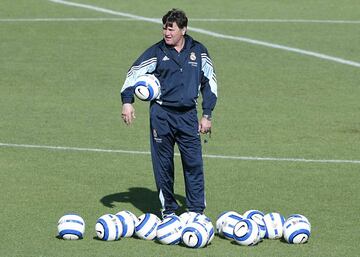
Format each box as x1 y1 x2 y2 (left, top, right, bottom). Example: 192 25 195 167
162 55 170 61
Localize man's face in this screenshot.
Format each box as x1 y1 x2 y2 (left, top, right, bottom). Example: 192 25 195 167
162 22 185 46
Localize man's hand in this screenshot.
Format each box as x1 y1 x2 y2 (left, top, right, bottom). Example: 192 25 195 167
199 116 212 134
121 103 135 125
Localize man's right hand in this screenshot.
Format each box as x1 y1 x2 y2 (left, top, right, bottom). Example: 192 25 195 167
121 103 136 125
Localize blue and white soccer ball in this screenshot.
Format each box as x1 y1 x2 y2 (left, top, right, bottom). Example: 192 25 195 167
193 214 215 244
287 214 311 227
115 210 137 237
135 213 161 240
179 211 199 225
243 210 266 239
263 212 285 239
181 221 209 248
134 74 160 101
95 214 123 241
193 213 211 224
283 215 311 244
57 214 85 240
221 213 244 240
233 218 261 246
216 211 242 237
156 215 183 245
243 210 265 221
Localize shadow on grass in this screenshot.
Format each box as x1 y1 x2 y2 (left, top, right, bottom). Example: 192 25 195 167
55 235 84 240
279 236 309 244
100 187 187 216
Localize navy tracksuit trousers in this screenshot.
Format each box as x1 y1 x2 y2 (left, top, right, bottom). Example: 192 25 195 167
150 103 205 215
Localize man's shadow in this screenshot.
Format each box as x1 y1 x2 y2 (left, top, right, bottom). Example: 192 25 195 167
100 187 187 216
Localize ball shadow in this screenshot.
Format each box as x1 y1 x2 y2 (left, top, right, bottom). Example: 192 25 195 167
55 235 83 240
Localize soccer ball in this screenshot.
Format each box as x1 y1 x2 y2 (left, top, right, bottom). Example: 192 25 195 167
156 215 183 245
263 212 285 239
95 214 123 241
233 218 261 246
115 210 137 237
221 213 244 240
193 214 215 244
283 215 311 244
193 213 211 224
57 214 85 240
179 212 199 225
243 210 266 239
133 74 160 101
287 214 311 227
135 213 161 240
181 221 209 248
243 210 265 221
216 211 242 237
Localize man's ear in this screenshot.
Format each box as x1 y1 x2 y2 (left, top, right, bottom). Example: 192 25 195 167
182 27 187 35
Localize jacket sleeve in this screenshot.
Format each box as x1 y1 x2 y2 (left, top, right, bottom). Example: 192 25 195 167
200 49 218 117
120 47 158 104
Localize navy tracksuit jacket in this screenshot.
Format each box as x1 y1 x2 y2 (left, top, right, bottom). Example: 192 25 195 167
121 35 217 215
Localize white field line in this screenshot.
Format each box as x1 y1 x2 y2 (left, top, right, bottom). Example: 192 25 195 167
1 142 360 164
0 17 138 22
48 0 360 68
191 18 360 24
1 17 360 24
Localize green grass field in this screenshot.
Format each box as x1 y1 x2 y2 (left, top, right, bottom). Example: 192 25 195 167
1 0 359 256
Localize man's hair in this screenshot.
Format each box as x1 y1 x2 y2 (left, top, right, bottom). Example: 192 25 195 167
162 8 188 29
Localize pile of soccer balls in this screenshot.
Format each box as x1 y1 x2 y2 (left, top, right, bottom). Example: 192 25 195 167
216 210 311 246
57 209 311 248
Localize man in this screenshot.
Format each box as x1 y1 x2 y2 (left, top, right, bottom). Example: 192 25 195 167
121 8 217 217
